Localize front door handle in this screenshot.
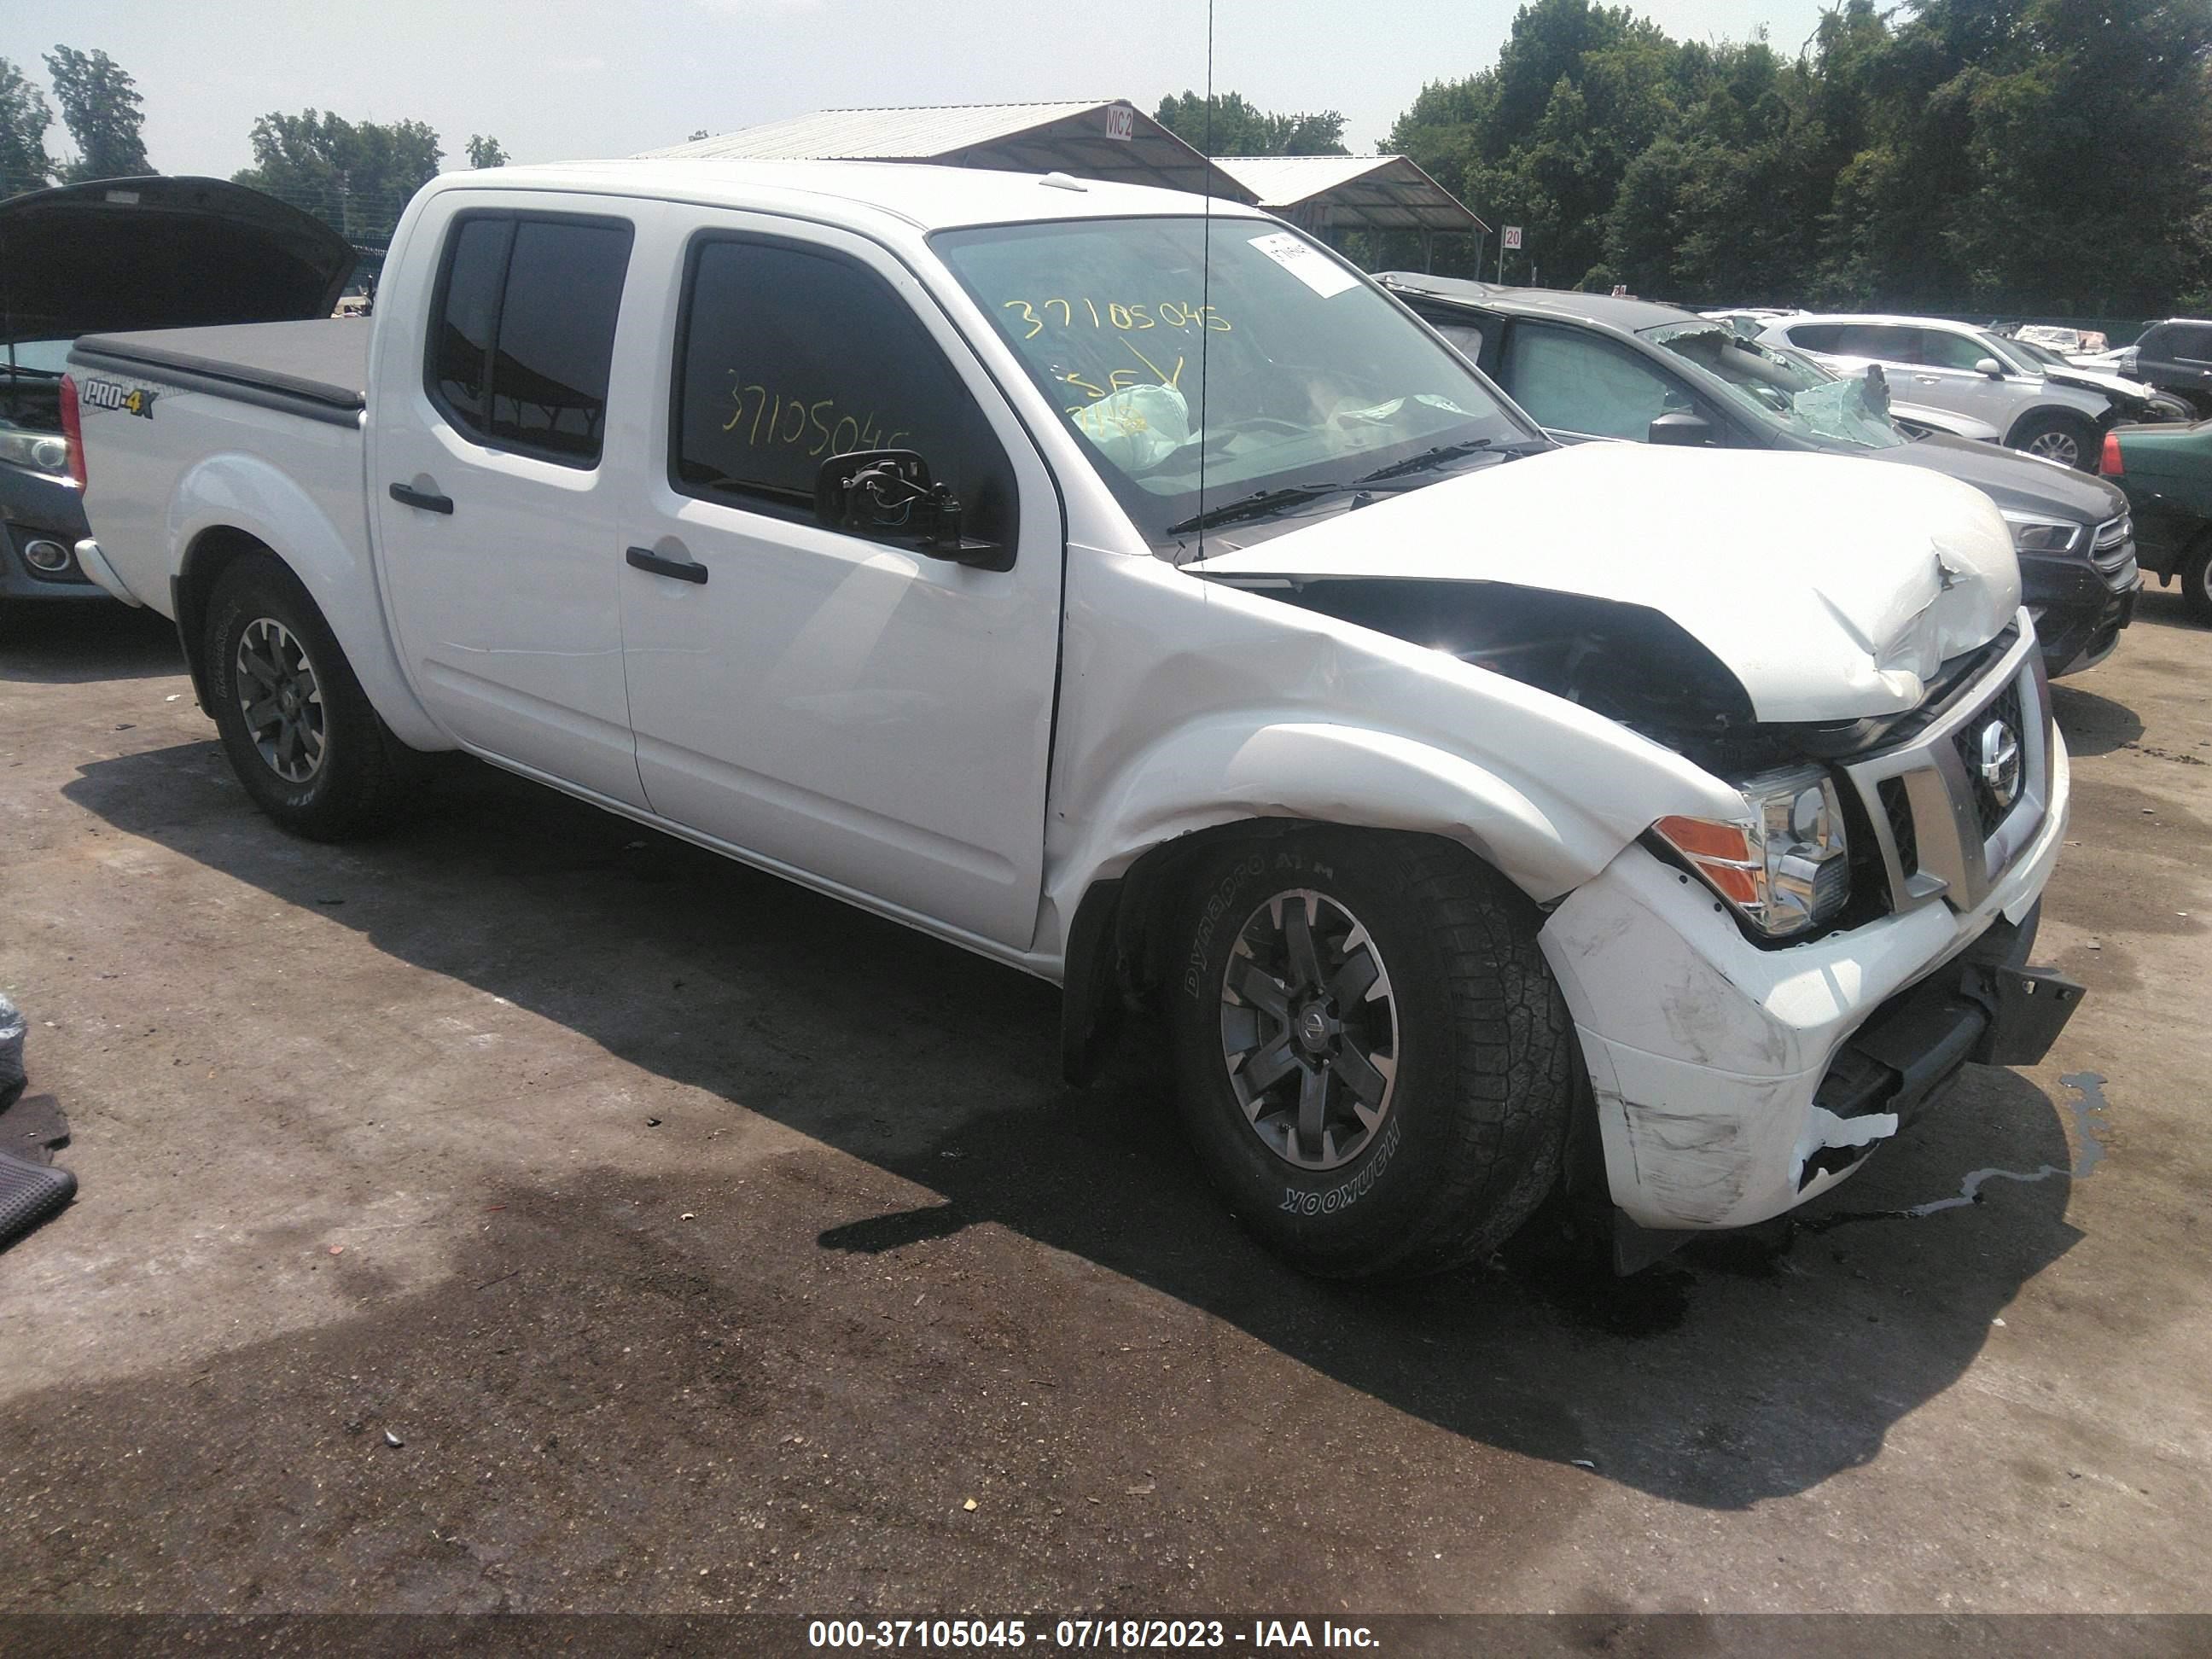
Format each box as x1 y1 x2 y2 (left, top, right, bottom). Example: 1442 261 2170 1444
388 482 453 515
626 545 707 585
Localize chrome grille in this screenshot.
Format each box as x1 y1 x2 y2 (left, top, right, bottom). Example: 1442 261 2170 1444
1952 679 2025 840
1838 632 2052 915
2091 515 2138 589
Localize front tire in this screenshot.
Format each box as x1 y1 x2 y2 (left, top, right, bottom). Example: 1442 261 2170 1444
1166 829 1574 1280
2009 410 2097 471
204 552 417 840
2184 538 2212 627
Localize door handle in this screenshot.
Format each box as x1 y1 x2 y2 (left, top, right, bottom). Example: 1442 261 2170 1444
626 545 707 585
388 482 453 515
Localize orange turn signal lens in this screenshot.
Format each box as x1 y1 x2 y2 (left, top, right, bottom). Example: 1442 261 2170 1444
1654 817 1752 863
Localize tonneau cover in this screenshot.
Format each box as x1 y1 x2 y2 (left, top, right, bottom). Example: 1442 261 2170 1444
71 319 369 414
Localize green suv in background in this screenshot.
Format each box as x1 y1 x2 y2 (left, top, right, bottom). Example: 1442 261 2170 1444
2102 420 2212 623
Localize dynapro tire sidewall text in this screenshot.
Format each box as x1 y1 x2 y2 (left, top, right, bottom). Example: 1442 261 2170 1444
1167 829 1573 1280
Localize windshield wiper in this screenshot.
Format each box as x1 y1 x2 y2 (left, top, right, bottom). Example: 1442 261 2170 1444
1167 481 1363 534
1353 437 1505 484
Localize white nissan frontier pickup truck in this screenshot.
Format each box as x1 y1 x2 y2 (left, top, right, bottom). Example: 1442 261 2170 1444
62 160 2083 1277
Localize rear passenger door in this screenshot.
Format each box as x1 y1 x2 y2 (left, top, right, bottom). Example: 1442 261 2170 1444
370 201 648 806
616 219 1063 951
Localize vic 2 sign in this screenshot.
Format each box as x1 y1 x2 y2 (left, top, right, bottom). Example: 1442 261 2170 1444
1104 104 1134 141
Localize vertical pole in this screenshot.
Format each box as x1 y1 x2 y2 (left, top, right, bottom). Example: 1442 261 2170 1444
1422 230 1434 274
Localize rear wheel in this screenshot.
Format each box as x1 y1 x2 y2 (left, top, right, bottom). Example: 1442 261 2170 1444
2010 410 2098 471
203 552 419 839
1166 828 1574 1280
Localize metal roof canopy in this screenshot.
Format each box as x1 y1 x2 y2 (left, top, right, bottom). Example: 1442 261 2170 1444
637 101 1258 204
1213 154 1487 236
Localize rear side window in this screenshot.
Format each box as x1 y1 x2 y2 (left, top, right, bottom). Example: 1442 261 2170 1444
670 236 1017 544
425 212 634 467
1783 323 1842 352
2163 324 2212 359
1835 324 1915 363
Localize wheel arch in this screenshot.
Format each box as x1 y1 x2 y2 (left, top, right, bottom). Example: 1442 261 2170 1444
2004 402 2102 451
167 455 446 750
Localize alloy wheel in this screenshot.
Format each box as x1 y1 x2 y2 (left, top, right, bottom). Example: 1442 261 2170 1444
2024 428 2082 469
1218 888 1400 1171
235 616 327 784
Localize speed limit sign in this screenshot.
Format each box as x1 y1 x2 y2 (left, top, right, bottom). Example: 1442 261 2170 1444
1503 225 1522 249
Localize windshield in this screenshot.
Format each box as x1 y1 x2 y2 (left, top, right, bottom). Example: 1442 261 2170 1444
932 217 1538 552
1642 319 1906 451
2005 336 2074 370
1974 333 2043 376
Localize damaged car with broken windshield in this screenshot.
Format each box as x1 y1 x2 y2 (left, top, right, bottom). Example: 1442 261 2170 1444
68 164 2088 1276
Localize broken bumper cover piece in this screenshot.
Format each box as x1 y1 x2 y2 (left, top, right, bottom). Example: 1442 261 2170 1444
1540 728 2075 1233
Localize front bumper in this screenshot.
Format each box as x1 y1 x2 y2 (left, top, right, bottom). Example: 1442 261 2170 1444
2021 528 2140 678
0 520 110 602
1540 621 2079 1232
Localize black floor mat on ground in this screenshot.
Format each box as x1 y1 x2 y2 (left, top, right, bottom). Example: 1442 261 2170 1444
0 1149 74 1249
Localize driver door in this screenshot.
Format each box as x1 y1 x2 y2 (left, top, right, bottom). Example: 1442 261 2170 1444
617 218 1063 950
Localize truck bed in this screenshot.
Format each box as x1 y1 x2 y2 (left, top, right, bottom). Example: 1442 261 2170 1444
70 318 368 426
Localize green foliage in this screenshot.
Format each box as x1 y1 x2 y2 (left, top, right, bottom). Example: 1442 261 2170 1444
232 110 444 245
1154 92 1348 156
43 45 152 182
1373 0 2212 314
465 134 509 171
0 57 56 195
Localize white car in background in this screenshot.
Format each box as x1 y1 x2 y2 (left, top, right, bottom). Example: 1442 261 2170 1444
1759 313 2149 470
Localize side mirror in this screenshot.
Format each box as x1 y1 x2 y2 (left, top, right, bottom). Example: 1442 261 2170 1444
1975 357 2006 379
1648 410 1714 447
813 450 1007 569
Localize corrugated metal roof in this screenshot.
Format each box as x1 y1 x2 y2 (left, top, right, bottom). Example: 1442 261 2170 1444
1214 154 1487 235
636 101 1258 203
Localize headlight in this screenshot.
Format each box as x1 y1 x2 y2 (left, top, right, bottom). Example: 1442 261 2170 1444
0 425 73 476
2000 511 2081 555
1655 765 1851 940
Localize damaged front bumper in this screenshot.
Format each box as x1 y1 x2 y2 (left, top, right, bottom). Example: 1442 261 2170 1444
1539 632 2079 1238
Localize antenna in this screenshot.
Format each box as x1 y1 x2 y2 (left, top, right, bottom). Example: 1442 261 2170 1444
1195 0 1214 563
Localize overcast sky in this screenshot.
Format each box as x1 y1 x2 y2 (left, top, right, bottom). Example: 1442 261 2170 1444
3 0 1837 180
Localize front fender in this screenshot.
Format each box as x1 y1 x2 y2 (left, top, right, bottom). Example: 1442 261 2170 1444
171 450 447 751
1041 713 1726 955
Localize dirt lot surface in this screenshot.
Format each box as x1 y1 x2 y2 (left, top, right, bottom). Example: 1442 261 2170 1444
1 590 2207 1627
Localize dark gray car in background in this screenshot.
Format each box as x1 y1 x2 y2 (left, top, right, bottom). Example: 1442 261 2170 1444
1 176 355 612
1382 276 2140 678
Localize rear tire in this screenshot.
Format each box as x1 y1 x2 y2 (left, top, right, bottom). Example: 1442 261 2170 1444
1166 828 1574 1280
203 552 419 840
2009 410 2098 471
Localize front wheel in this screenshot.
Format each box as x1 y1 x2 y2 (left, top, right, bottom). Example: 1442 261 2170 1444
2010 411 2098 471
1166 829 1574 1280
2183 539 2212 627
204 551 419 840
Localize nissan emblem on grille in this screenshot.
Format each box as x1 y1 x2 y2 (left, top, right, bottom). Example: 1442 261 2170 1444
1978 719 2023 808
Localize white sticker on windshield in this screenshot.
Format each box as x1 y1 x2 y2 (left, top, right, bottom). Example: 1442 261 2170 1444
1247 231 1360 299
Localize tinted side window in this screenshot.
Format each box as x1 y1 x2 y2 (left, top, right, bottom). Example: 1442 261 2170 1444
1836 324 1916 363
1785 323 1843 352
1915 329 1993 371
430 218 512 430
425 213 634 466
672 238 1017 544
2167 325 2212 359
1499 324 1684 440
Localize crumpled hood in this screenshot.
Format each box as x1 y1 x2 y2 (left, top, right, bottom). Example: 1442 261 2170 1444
1188 442 2021 723
0 176 354 343
2040 364 2161 407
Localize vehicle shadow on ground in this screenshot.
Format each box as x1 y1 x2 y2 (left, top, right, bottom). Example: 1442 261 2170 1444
0 603 181 684
2051 682 2145 755
58 745 2092 1516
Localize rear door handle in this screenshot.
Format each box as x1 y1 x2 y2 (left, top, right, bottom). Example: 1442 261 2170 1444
626 545 707 585
388 482 453 515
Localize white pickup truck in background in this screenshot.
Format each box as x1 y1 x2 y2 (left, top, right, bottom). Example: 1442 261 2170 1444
63 160 2083 1277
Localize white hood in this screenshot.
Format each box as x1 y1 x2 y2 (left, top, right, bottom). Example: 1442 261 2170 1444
1188 443 2021 723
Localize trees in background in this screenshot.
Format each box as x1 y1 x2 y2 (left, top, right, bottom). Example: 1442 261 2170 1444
231 111 443 245
0 59 55 195
1380 0 2212 314
465 135 509 170
44 46 153 181
1155 92 1348 156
